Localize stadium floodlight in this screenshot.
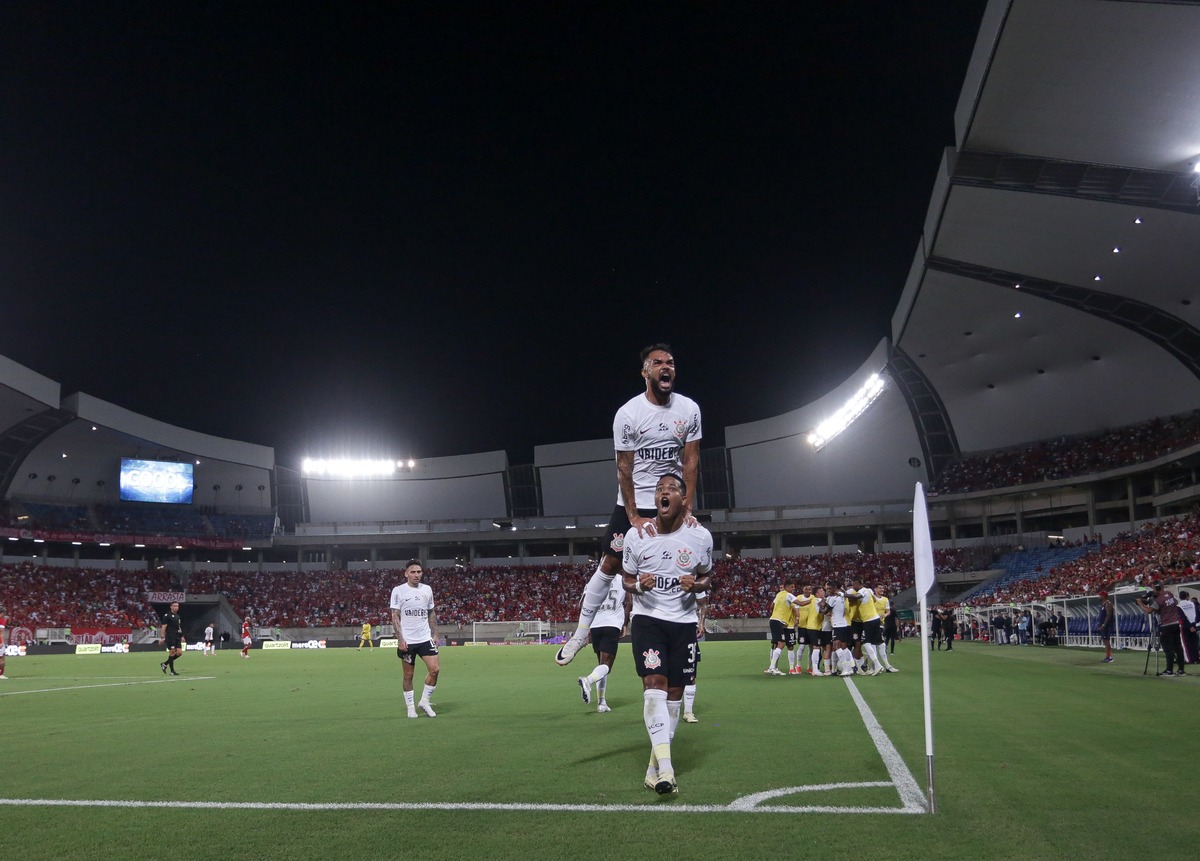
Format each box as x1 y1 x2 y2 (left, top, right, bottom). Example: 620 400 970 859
806 372 887 452
302 458 397 478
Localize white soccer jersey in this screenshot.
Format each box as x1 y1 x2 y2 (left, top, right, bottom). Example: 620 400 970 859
203 625 214 641
613 392 702 509
591 585 626 631
827 593 849 627
622 522 713 624
389 582 435 643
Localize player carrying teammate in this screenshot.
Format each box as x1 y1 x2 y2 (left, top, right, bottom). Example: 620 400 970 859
555 343 702 668
623 472 713 796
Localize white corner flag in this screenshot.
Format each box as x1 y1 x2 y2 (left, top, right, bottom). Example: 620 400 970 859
913 481 936 813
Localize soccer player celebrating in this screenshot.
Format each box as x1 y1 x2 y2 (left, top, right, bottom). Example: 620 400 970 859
577 584 630 712
159 601 184 676
847 579 885 675
390 561 440 718
765 580 801 675
556 343 702 668
622 472 713 796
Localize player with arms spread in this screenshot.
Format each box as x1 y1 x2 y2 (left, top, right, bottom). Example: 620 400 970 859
623 472 713 796
556 343 702 668
390 560 440 718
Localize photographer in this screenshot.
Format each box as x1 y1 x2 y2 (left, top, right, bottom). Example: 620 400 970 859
1137 585 1187 677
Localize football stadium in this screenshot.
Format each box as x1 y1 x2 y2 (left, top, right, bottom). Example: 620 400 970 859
4 2 1200 859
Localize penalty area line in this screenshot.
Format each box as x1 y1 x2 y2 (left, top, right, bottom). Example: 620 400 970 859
0 677 215 697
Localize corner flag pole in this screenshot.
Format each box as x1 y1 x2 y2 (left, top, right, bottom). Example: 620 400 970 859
913 481 937 814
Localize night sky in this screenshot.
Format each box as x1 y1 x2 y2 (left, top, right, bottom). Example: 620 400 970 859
1 2 988 466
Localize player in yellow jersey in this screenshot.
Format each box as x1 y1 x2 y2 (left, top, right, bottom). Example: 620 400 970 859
789 586 817 674
358 621 374 650
846 578 887 675
874 586 899 672
765 580 800 675
795 586 826 675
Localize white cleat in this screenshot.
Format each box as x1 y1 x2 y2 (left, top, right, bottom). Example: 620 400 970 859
577 677 592 704
418 701 436 717
407 708 418 719
555 633 587 666
596 702 611 713
867 667 881 676
682 712 699 724
885 666 900 673
644 773 658 791
654 771 678 795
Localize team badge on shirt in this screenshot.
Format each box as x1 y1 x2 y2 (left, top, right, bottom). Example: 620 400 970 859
672 419 689 440
610 532 625 553
642 648 662 670
676 548 694 569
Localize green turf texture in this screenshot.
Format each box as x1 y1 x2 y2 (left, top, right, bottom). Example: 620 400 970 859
1 640 1195 861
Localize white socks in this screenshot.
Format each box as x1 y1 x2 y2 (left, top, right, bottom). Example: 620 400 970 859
420 683 436 704
644 690 673 776
585 663 611 686
574 566 616 638
683 684 696 714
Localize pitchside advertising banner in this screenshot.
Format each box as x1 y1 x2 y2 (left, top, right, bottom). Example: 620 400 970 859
73 643 130 654
260 640 327 650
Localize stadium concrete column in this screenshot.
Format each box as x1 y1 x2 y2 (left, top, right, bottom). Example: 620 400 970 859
1086 487 1097 531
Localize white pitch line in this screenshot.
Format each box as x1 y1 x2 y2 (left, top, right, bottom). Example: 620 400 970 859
0 677 214 696
842 676 928 813
0 792 921 815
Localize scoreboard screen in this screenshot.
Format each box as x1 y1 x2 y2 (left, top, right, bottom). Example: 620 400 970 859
119 458 195 504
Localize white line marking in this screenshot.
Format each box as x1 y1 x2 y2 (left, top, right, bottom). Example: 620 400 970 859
842 676 928 813
0 793 920 815
0 677 214 696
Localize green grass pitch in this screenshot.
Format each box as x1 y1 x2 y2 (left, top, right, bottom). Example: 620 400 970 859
1 639 1195 860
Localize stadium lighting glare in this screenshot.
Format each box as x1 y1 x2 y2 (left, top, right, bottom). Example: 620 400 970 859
806 372 887 452
302 457 397 478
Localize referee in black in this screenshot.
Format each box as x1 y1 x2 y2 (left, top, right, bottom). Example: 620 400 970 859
159 601 185 676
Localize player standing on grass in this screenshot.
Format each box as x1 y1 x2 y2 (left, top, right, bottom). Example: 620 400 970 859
240 617 253 658
765 580 800 675
577 583 630 713
555 343 702 668
390 561 440 718
159 601 184 676
203 621 214 657
623 473 712 796
358 620 374 650
0 603 9 680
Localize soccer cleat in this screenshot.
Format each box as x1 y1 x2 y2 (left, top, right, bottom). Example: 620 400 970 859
867 667 881 676
644 774 658 791
170 671 180 676
1101 657 1114 663
1161 671 1174 676
654 771 678 795
885 666 900 673
839 669 854 677
597 702 611 713
683 712 698 723
0 674 8 680
160 662 167 674
418 700 437 717
554 632 587 666
578 677 592 704
407 708 419 719
788 667 801 675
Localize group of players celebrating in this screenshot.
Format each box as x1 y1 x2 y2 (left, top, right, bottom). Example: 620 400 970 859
767 579 899 677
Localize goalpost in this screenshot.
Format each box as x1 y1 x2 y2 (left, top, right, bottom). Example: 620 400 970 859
471 620 549 644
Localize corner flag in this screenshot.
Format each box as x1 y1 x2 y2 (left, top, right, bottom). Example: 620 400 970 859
913 480 937 813
913 482 935 600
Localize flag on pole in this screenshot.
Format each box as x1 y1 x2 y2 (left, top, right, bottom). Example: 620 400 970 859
913 482 935 599
913 480 937 813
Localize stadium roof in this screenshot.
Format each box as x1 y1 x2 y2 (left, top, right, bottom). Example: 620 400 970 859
889 0 1200 478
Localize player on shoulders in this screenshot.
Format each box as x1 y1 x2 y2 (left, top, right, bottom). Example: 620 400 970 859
556 343 702 668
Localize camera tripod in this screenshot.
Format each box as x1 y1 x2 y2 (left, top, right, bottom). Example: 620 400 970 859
1143 615 1161 676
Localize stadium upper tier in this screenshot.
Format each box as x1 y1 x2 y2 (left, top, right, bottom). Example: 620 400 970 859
3 0 1200 535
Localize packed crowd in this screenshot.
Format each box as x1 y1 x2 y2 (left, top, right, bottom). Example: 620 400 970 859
966 512 1200 605
2 548 973 631
0 562 172 630
8 502 275 540
934 412 1200 494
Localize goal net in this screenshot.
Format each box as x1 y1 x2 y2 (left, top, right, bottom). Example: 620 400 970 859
471 620 549 644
